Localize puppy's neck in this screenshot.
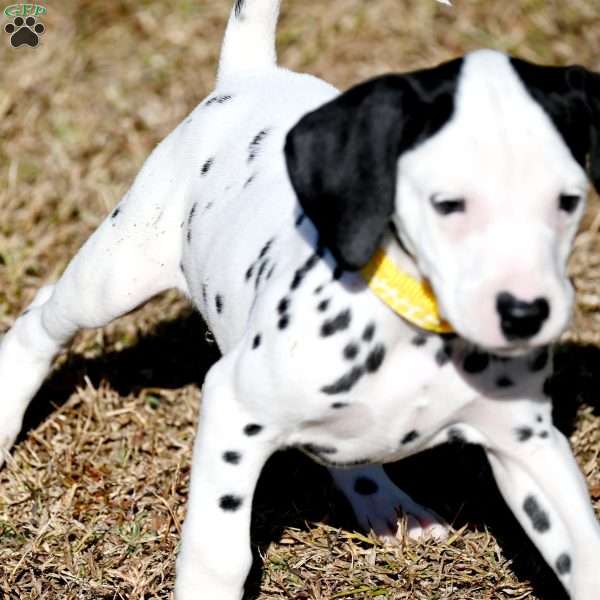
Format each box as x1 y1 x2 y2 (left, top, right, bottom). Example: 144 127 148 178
379 226 421 281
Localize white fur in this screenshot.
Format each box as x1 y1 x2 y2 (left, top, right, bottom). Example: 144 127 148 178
0 2 598 600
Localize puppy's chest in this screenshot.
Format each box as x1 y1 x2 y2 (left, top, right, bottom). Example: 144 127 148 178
283 332 549 466
284 332 467 461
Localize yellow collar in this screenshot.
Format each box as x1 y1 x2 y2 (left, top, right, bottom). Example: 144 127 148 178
360 248 454 334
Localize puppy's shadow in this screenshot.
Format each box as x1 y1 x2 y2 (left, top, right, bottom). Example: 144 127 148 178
18 309 220 438
18 319 600 600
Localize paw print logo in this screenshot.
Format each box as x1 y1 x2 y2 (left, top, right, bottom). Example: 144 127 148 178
5 16 45 48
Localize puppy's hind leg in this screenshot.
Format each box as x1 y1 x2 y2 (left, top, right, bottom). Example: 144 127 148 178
330 464 450 542
0 196 186 466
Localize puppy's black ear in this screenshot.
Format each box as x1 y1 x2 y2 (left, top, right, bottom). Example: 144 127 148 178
511 58 600 194
284 59 462 271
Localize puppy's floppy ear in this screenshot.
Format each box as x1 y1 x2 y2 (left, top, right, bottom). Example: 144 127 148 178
284 59 462 271
511 58 600 194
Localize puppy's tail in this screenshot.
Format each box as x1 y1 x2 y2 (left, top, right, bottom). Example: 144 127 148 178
217 0 281 84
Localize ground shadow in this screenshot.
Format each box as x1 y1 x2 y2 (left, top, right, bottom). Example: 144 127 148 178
17 318 600 600
18 308 221 440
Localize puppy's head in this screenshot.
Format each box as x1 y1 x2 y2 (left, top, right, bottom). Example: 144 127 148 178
285 50 600 352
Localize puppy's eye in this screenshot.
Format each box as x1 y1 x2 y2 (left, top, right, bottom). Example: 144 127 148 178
430 195 466 216
559 194 581 214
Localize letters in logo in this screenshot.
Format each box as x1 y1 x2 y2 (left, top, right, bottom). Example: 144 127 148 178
4 4 47 18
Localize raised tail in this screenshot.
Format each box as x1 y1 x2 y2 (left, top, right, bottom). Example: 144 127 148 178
217 0 282 84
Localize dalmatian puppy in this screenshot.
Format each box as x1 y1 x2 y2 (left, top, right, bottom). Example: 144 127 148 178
0 0 599 598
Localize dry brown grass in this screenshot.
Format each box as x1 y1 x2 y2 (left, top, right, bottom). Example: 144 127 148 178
0 1 599 598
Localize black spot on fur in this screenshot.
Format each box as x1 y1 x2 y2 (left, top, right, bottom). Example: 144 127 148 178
252 334 261 349
435 347 451 366
259 239 273 259
201 158 214 175
223 451 241 465
354 477 379 495
295 213 305 227
255 260 269 289
219 494 243 511
516 427 534 442
321 309 351 337
248 128 269 162
277 297 289 315
278 315 290 330
291 253 320 291
539 430 549 439
188 202 198 225
111 207 120 219
206 94 232 106
343 343 359 361
317 299 330 312
234 0 245 17
442 337 455 356
331 402 349 409
215 294 224 314
290 270 303 291
402 430 420 444
244 174 255 188
496 376 514 388
365 344 386 373
530 348 549 372
536 414 543 423
202 283 208 305
463 351 490 374
555 553 572 575
267 264 275 280
321 366 364 395
523 495 551 533
244 424 263 436
362 323 376 342
305 253 319 270
245 265 254 281
412 334 427 346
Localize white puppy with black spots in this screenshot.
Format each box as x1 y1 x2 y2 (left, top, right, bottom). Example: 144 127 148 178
1 1 599 598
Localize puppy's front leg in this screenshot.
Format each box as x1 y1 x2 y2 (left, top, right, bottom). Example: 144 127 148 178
176 354 278 600
462 398 600 600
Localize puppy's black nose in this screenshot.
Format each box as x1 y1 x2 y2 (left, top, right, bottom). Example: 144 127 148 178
496 292 549 341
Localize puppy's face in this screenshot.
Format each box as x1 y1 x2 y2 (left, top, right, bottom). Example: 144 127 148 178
395 51 589 351
285 50 599 352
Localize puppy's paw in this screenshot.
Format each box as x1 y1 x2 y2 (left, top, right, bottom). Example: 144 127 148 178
0 421 21 469
398 502 450 542
335 469 450 543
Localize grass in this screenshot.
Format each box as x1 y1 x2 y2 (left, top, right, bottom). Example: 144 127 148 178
1 1 600 598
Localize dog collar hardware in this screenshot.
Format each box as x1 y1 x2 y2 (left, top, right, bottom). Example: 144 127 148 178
360 248 454 334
